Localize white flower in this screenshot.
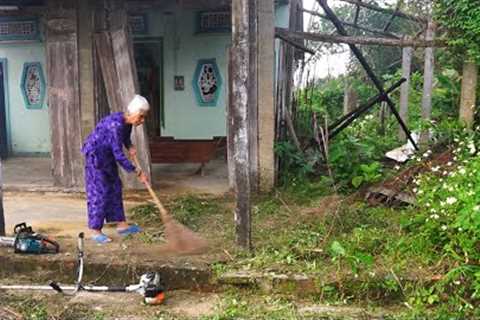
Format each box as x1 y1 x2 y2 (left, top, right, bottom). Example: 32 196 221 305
446 197 457 205
394 165 400 170
469 143 476 154
432 166 440 172
426 202 431 207
431 214 440 219
474 206 480 211
413 188 418 193
441 225 447 231
430 208 437 213
447 162 453 166
459 168 466 175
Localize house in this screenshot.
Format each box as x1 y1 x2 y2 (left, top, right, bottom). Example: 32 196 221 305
0 0 302 192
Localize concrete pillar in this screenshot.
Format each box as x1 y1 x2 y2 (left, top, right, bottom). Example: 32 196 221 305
257 0 275 192
398 46 412 141
78 0 96 139
459 61 478 128
343 84 358 115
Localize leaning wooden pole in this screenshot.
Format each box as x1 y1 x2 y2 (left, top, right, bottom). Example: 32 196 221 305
317 0 418 150
230 0 256 249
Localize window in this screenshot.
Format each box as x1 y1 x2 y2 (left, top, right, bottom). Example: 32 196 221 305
0 17 39 41
197 11 230 33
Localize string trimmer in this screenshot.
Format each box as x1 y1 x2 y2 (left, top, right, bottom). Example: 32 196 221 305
0 233 165 305
132 155 208 253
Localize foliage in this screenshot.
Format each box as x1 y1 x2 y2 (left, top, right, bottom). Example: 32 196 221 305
436 0 480 63
129 195 224 231
403 128 480 316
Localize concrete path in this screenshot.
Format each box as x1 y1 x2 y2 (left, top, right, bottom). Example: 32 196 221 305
3 193 87 236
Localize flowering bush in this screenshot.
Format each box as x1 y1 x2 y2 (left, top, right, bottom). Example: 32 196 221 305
410 128 480 311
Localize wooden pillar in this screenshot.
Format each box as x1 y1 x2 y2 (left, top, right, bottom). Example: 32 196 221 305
258 0 275 192
46 0 84 188
459 61 478 128
0 158 4 236
231 0 258 249
398 46 413 141
79 0 96 139
420 20 436 146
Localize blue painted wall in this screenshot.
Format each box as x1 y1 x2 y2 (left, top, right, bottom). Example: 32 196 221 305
0 42 49 155
134 3 290 139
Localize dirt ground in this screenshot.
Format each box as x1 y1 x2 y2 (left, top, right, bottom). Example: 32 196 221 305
0 289 221 320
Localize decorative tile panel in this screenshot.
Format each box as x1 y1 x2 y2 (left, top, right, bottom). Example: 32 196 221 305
20 62 45 109
192 59 222 107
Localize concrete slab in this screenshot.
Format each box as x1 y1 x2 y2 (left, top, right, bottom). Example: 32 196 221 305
2 157 229 195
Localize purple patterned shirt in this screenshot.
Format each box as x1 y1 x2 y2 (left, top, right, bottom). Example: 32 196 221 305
81 112 135 172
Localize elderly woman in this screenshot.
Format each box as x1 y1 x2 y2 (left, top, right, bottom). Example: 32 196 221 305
81 95 150 244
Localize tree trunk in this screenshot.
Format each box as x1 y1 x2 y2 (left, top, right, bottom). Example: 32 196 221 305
399 46 413 141
231 0 257 250
420 21 436 146
459 61 478 128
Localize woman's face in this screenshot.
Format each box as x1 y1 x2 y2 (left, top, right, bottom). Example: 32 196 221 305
131 111 148 126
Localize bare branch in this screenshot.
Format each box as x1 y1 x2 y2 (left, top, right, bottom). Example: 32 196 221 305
337 0 426 24
303 8 400 39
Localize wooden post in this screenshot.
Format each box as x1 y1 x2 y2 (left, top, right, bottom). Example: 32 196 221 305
46 0 84 188
78 0 95 140
398 46 413 141
459 60 478 128
0 158 4 236
420 20 436 146
231 0 257 249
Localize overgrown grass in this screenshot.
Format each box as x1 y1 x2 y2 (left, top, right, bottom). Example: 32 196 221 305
0 294 106 320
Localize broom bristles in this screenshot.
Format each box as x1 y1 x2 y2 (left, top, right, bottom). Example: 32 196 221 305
163 220 208 254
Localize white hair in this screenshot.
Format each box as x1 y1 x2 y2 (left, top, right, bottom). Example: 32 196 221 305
127 94 150 114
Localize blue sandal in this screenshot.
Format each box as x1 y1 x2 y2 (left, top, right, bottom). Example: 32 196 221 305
92 234 112 244
117 224 142 236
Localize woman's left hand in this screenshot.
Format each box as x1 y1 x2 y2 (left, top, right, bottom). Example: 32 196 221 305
128 146 137 158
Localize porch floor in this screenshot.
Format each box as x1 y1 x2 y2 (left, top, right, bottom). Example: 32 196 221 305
2 157 229 195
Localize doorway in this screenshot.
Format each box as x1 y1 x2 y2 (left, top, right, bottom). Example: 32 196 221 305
133 37 164 138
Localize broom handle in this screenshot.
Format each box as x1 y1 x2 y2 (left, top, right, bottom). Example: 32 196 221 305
132 156 171 222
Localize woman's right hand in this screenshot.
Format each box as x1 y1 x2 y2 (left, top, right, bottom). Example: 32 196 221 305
136 170 149 185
